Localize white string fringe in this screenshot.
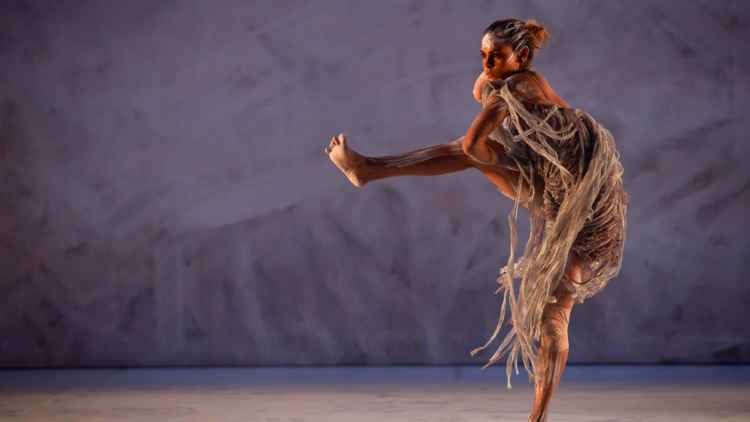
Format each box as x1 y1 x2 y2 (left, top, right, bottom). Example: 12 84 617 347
472 82 627 388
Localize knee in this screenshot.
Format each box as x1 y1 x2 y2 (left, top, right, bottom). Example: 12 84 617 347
540 304 571 353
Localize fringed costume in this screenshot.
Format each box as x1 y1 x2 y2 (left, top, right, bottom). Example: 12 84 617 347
472 81 629 388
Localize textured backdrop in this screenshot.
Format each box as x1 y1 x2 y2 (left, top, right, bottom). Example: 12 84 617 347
1 0 749 367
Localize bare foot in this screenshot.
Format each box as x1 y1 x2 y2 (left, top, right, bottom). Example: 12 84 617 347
325 133 367 187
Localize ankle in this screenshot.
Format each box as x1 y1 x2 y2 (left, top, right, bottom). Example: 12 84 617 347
358 158 374 186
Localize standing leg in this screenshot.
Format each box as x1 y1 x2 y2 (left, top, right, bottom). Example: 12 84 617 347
528 251 581 422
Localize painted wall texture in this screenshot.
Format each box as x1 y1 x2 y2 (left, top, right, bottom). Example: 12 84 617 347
1 0 749 367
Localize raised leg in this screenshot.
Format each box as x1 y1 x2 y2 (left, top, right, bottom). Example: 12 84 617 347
325 134 528 202
528 251 581 422
326 134 473 186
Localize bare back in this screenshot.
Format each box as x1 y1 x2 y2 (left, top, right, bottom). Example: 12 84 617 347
505 70 570 109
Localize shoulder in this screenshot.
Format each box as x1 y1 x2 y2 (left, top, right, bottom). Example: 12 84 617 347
477 78 508 107
506 71 571 109
505 70 548 86
505 71 546 100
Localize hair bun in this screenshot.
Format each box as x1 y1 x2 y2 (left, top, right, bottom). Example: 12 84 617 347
524 19 552 49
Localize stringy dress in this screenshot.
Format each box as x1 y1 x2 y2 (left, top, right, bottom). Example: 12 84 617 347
471 81 629 388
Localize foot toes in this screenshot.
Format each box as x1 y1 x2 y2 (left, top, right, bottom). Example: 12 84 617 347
339 133 347 144
325 148 331 153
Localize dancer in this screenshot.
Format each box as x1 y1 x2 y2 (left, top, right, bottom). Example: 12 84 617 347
325 19 628 422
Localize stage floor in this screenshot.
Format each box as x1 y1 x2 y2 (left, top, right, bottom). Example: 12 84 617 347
1 366 748 421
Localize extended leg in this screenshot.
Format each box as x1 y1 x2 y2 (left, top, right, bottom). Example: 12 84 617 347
326 134 478 186
325 134 527 202
363 139 474 183
528 251 581 422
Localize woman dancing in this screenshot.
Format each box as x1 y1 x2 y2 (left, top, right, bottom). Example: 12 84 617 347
325 19 628 422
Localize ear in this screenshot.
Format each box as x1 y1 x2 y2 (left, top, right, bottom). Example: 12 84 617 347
518 46 529 63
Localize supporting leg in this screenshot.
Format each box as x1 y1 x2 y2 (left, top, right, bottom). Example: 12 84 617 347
528 251 581 422
529 310 570 422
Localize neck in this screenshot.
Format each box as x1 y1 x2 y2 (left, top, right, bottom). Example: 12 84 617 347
506 65 532 79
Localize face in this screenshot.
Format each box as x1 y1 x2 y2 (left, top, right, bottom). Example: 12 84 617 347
480 33 528 81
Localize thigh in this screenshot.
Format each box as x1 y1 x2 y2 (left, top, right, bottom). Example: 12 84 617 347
474 164 545 211
554 250 582 309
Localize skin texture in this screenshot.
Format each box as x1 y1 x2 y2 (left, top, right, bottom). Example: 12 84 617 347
325 32 578 422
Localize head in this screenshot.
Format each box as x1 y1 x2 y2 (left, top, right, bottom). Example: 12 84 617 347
481 19 552 81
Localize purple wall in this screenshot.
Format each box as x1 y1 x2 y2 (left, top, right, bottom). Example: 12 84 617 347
1 0 749 366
